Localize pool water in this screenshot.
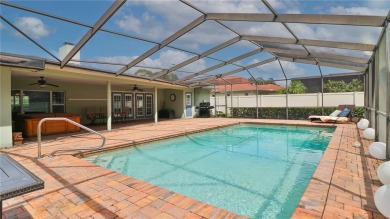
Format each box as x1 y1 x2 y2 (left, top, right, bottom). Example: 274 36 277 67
84 124 335 218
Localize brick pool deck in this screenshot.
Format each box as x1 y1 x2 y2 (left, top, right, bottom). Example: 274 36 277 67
0 118 386 219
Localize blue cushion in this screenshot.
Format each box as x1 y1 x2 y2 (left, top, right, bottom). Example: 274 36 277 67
329 110 342 117
338 108 351 117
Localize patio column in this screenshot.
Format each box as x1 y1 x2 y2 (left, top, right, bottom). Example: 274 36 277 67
107 81 112 131
154 86 158 123
0 67 13 148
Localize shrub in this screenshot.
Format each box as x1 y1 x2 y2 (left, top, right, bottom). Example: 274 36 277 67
232 107 364 120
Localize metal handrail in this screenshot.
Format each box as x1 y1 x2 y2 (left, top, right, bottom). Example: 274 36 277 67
37 117 106 158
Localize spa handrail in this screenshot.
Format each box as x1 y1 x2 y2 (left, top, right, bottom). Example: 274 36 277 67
37 117 106 158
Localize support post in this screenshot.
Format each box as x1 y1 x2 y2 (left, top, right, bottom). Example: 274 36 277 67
231 84 233 118
286 79 289 119
386 26 390 160
256 84 259 119
106 81 112 131
0 67 13 147
214 85 217 116
225 84 227 116
318 65 324 115
154 86 158 123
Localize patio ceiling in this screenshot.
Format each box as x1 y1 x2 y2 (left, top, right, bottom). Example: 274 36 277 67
1 0 389 88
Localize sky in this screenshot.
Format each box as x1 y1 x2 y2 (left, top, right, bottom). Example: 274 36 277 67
1 0 389 83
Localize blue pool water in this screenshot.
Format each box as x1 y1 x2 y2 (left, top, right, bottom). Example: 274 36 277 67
84 124 335 218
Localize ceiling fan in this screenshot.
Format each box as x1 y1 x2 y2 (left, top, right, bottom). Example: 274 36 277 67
28 76 59 88
127 84 143 92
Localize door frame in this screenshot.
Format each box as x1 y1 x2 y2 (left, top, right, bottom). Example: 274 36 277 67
185 92 192 118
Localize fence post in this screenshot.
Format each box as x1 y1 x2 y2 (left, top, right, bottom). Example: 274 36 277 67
317 92 321 107
260 95 263 107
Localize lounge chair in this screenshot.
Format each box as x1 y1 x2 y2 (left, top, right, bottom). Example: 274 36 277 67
309 105 355 123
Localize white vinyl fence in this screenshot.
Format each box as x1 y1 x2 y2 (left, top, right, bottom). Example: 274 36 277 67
211 92 364 114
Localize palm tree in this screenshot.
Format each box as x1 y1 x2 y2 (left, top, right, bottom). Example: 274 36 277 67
277 81 307 94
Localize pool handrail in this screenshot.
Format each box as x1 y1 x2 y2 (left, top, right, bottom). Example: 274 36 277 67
37 117 106 159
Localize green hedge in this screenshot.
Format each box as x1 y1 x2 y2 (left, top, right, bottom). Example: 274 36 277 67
232 107 364 120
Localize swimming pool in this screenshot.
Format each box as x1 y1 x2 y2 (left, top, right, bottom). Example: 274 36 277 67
84 124 335 218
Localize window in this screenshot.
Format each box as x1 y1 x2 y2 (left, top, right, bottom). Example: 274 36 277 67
136 94 144 117
23 91 50 113
52 92 65 113
113 94 122 116
145 95 153 116
186 93 191 106
124 94 133 117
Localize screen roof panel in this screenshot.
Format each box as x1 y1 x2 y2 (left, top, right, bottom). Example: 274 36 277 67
168 20 238 53
268 0 390 16
208 40 259 61
101 0 203 42
220 21 295 38
2 0 113 25
80 30 155 63
287 23 383 44
186 0 271 14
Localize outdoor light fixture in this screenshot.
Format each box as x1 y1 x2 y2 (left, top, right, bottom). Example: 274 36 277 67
374 185 390 218
363 128 375 140
368 142 387 160
357 119 369 130
377 161 390 184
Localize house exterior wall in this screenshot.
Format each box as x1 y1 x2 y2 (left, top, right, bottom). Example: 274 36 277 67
11 79 191 123
0 66 13 148
163 89 185 118
194 88 211 106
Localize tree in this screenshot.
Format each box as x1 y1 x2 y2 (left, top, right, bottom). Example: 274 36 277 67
277 81 307 94
346 79 364 92
249 76 276 85
323 80 347 92
324 79 363 92
134 69 178 81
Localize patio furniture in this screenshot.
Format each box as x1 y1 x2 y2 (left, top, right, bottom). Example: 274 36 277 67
86 107 99 124
0 154 44 213
309 105 355 123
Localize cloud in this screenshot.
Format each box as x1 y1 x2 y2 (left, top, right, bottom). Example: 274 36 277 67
14 17 50 39
116 12 165 39
114 0 279 49
91 49 206 75
329 6 388 16
288 23 381 45
0 22 4 30
248 58 305 79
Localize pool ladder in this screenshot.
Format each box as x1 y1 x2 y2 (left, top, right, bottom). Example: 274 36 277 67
37 118 106 159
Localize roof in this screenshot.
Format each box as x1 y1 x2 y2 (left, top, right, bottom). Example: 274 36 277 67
214 81 283 93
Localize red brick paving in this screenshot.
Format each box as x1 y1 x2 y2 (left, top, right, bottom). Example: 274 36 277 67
0 118 386 218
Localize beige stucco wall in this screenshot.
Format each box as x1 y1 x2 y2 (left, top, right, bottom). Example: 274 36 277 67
194 88 211 107
163 89 185 118
0 66 13 148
